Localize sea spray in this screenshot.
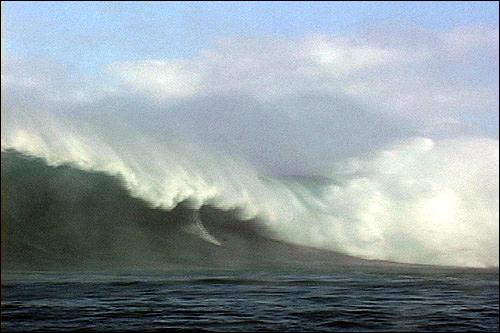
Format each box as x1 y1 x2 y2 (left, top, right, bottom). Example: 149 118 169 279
2 110 498 267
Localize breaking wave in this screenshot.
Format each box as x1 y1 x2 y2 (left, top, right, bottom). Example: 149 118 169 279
1 110 498 268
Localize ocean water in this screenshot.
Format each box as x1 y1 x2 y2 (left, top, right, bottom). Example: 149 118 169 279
1 147 498 331
2 269 499 332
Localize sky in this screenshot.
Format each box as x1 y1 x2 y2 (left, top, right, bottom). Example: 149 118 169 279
2 1 499 71
1 1 499 174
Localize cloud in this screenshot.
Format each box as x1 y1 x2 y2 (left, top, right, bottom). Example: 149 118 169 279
100 25 498 135
107 60 202 98
306 34 402 71
2 24 498 174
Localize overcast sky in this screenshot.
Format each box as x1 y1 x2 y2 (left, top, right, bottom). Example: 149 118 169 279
2 1 499 174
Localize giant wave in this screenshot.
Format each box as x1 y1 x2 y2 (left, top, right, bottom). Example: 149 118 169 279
1 110 498 268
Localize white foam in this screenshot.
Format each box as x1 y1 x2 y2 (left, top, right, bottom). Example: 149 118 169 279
2 111 498 267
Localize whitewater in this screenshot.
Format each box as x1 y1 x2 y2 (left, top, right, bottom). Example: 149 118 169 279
1 109 498 268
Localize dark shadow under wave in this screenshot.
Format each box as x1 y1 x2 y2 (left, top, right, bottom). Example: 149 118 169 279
1 150 493 273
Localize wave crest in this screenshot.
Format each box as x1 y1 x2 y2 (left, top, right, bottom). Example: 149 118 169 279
2 111 498 268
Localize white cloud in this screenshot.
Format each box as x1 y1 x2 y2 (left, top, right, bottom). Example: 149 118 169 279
93 25 498 137
107 60 202 98
2 24 498 173
307 35 400 71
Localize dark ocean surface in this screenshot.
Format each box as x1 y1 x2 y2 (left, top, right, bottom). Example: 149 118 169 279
2 269 499 332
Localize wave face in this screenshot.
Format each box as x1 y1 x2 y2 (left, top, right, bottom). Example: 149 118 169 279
1 150 371 271
1 111 499 268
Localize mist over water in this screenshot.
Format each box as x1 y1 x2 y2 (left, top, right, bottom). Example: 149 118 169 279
1 109 498 268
